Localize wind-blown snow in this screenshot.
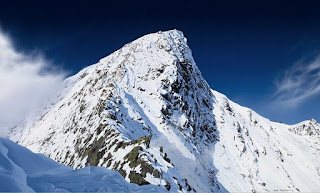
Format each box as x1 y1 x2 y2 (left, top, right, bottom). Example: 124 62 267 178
0 29 65 139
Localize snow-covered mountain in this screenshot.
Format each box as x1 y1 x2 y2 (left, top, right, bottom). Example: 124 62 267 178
0 137 163 192
7 30 320 192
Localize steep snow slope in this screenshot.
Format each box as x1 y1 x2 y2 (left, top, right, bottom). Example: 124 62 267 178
211 90 320 192
0 137 163 192
10 30 320 192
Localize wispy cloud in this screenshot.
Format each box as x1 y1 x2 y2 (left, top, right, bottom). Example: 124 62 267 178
0 28 66 126
274 55 320 106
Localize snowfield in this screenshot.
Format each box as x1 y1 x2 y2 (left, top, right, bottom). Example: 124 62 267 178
3 29 320 192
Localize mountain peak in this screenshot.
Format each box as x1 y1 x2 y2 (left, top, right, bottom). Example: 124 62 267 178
17 30 217 192
288 119 320 136
94 29 216 142
12 30 320 193
99 29 192 69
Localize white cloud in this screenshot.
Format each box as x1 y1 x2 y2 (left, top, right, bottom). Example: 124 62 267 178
274 55 320 106
0 29 66 126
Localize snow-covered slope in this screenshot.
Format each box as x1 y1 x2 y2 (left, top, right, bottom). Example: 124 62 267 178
8 30 320 192
0 137 163 192
212 90 320 192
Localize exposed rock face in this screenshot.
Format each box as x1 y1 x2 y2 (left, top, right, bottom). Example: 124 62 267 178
10 30 320 192
288 119 320 136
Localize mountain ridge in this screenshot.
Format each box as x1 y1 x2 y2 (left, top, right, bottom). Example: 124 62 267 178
6 29 320 192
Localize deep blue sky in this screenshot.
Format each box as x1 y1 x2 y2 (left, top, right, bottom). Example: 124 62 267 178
1 0 320 124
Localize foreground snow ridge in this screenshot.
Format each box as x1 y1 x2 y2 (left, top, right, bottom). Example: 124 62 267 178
4 30 320 192
0 137 163 192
